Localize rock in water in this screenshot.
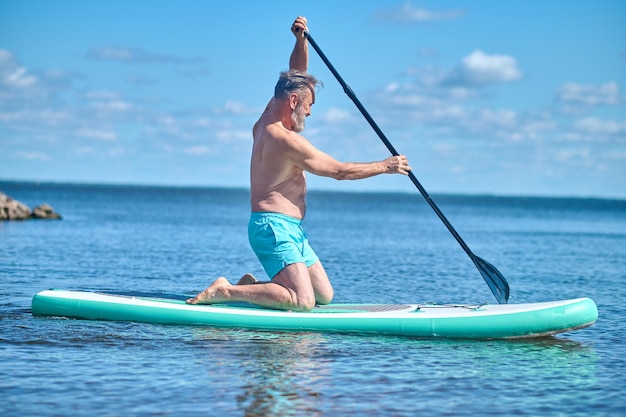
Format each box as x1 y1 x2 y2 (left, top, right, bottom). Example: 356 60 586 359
32 204 62 219
0 192 32 220
0 192 62 220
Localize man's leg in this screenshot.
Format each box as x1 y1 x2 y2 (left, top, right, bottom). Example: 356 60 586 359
270 262 317 310
221 263 332 306
186 262 316 311
232 263 333 305
307 261 333 305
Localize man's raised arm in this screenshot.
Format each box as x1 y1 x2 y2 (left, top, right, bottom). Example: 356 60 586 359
289 16 309 71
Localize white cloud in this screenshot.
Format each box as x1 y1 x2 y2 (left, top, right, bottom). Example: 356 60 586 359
183 146 211 155
377 82 445 108
85 91 119 100
557 82 621 106
0 49 37 88
430 105 466 121
88 46 137 61
5 66 37 88
219 100 255 115
574 117 626 136
319 107 353 123
375 2 465 23
156 115 176 125
86 45 204 65
216 130 250 142
445 50 522 87
84 91 133 113
193 117 213 128
92 101 133 112
477 108 518 129
126 75 157 85
372 77 558 143
399 50 522 97
15 151 50 161
209 101 258 117
554 148 592 164
77 129 117 141
0 109 71 126
86 92 134 113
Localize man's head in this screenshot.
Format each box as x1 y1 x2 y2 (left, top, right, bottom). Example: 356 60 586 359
274 70 321 101
274 70 322 132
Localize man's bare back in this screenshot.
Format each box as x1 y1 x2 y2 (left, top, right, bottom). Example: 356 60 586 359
250 102 308 219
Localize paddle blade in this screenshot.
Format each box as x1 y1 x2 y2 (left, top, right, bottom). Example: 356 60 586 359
473 256 510 304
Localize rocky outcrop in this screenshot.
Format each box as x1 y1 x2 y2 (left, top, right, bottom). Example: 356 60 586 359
32 203 62 219
0 192 31 220
0 192 62 220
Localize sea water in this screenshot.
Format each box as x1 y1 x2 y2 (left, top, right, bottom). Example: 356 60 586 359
1 182 625 416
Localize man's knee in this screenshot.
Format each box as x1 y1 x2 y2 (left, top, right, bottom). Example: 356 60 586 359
307 262 333 305
292 293 316 312
316 288 333 305
272 263 316 311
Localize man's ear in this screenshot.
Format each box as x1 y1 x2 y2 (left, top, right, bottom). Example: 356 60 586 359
289 93 299 110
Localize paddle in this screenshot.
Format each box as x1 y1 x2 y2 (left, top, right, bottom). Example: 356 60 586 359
303 30 510 304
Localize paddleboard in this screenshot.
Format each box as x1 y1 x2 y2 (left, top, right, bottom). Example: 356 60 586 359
31 289 598 339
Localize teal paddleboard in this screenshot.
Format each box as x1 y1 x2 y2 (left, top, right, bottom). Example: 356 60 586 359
31 289 598 339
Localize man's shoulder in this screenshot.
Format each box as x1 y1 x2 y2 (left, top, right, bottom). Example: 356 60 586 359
258 122 308 148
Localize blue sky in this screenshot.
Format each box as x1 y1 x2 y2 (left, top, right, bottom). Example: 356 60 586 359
1 0 625 198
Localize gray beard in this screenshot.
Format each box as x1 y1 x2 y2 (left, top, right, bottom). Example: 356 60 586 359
290 105 306 133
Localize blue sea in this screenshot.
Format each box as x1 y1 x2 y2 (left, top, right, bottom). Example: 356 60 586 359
1 181 625 416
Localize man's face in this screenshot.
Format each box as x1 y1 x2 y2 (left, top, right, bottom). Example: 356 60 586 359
290 87 315 133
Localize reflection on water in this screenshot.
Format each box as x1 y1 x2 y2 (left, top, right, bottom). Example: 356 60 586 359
186 327 598 416
192 329 329 416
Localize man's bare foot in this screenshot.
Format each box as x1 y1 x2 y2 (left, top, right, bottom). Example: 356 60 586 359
236 273 258 285
186 277 232 304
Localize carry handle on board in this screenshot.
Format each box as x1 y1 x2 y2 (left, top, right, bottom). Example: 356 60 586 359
303 30 510 304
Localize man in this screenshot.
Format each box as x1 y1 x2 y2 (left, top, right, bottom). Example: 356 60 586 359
187 16 411 311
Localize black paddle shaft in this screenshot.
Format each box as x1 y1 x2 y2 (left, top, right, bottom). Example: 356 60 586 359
304 31 510 303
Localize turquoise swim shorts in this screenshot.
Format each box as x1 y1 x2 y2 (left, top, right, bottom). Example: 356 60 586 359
248 212 320 279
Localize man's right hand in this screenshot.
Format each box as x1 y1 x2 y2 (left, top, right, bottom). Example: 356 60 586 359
291 16 308 40
384 155 412 175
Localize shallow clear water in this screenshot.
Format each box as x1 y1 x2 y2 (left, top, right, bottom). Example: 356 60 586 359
1 182 625 416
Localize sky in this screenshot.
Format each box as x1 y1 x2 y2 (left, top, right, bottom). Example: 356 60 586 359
1 0 625 199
